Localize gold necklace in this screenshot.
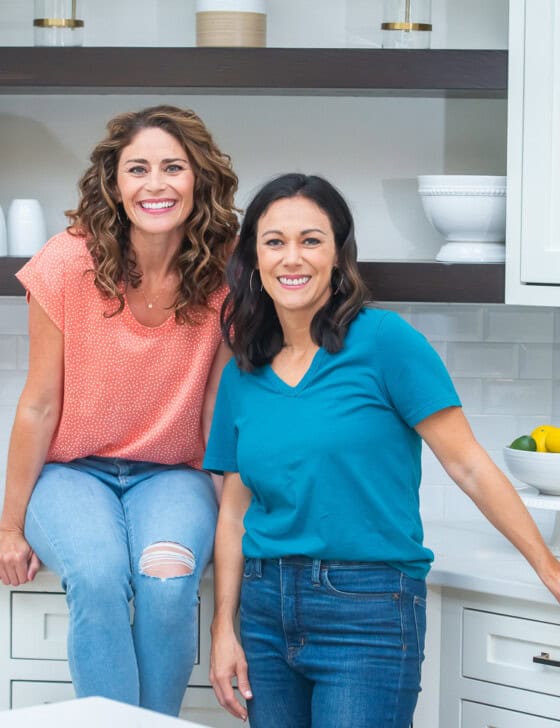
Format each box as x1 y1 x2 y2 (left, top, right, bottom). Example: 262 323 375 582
139 284 166 310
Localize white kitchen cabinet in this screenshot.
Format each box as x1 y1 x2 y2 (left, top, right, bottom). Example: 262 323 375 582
439 588 560 726
461 701 560 727
506 0 560 305
0 569 239 727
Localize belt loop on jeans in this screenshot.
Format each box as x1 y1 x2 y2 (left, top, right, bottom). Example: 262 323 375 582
254 558 262 577
311 559 321 585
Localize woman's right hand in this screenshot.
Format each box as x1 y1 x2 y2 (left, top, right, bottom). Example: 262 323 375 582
210 622 253 721
0 527 40 585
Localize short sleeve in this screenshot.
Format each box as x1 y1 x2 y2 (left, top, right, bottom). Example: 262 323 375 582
16 233 68 331
376 312 461 427
203 361 240 474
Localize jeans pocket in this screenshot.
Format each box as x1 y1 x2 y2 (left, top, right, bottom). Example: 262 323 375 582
322 565 400 601
413 594 427 684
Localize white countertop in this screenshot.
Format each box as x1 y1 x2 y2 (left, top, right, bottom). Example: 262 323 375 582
425 520 558 606
0 696 209 727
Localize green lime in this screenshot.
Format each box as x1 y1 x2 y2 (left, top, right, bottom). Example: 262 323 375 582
509 435 537 451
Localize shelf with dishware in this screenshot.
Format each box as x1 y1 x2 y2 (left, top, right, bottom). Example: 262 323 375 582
0 47 507 96
0 257 505 303
0 46 507 302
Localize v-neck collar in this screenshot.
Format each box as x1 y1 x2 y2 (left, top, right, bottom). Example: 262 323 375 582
263 347 326 395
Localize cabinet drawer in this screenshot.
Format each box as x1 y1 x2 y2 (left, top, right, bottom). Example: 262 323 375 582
11 593 68 660
11 680 74 709
461 700 560 726
463 609 560 696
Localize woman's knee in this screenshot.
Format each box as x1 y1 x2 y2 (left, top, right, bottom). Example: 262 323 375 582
138 541 196 579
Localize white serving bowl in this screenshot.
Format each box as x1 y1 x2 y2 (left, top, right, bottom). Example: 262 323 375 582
418 174 506 263
503 446 560 495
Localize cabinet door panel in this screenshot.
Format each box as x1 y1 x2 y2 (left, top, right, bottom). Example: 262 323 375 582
11 593 68 660
519 0 560 284
462 700 560 726
463 609 560 696
11 680 74 709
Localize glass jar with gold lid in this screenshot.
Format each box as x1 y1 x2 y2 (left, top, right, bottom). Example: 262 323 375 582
33 0 84 47
381 0 431 49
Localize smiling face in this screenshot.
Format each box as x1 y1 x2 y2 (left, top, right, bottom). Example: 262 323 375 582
256 196 338 322
116 127 195 243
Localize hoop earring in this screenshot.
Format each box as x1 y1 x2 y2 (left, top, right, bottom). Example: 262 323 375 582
332 268 344 296
249 269 263 295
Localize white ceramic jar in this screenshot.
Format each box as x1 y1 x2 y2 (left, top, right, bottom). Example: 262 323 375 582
196 0 266 47
7 199 47 257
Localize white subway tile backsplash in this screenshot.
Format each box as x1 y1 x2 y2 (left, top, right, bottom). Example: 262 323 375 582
0 371 27 406
482 379 553 415
0 296 557 527
486 306 554 343
0 297 27 335
0 336 18 370
468 414 518 450
411 305 484 342
452 378 483 412
447 342 518 378
518 343 554 379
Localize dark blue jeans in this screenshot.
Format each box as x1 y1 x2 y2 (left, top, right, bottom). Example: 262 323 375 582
240 557 426 728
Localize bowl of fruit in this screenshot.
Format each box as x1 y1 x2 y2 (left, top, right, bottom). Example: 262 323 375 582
503 425 560 495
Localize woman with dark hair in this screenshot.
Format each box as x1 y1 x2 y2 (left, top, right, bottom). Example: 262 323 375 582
204 173 560 727
0 105 238 716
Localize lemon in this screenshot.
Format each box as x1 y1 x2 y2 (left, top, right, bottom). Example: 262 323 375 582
509 435 537 451
531 425 555 452
545 427 560 453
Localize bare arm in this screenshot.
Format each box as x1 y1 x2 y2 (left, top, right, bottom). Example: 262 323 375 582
0 296 64 585
202 341 232 500
416 406 560 601
210 471 253 721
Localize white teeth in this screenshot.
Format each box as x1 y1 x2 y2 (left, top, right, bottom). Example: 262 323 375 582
279 276 310 286
140 201 175 210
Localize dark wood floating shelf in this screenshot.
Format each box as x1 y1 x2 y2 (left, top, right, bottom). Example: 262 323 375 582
0 47 507 95
360 261 505 303
0 258 505 303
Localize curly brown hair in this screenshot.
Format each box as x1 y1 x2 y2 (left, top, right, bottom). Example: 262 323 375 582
66 105 239 323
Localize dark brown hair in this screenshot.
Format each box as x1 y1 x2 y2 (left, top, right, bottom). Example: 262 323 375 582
66 105 239 322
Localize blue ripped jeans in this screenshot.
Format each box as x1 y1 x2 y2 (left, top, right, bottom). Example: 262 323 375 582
240 557 426 728
24 456 218 716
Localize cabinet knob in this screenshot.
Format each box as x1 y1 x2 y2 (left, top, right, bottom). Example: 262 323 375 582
532 651 560 668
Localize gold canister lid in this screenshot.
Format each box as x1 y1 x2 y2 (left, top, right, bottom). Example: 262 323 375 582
381 22 432 31
33 18 84 28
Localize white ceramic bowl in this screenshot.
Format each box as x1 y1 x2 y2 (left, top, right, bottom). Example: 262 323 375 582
418 174 506 263
503 446 560 495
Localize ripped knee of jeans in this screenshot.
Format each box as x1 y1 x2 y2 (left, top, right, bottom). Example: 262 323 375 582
139 541 195 579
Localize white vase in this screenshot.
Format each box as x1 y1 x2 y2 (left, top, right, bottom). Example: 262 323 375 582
7 199 47 257
0 206 7 256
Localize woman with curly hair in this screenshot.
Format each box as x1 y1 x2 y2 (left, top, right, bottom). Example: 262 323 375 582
0 105 238 716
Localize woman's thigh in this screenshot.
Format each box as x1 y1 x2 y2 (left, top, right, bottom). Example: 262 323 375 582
308 562 426 728
122 465 218 581
241 559 425 728
24 461 131 583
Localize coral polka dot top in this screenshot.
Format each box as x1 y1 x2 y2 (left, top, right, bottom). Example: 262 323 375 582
17 231 227 469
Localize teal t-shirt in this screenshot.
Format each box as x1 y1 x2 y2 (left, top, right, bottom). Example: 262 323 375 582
204 307 461 579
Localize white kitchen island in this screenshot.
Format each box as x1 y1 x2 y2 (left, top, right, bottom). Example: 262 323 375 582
1 522 558 727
